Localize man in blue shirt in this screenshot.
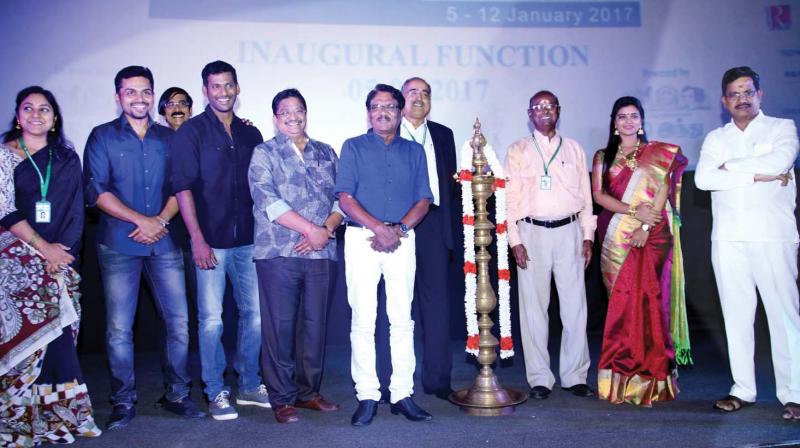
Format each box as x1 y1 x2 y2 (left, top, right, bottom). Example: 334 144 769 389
335 84 433 426
83 66 205 430
170 60 268 421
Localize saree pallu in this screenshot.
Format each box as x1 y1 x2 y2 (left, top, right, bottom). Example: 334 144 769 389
0 230 101 446
595 142 690 407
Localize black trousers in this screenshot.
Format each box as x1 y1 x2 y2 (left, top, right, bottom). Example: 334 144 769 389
256 257 332 405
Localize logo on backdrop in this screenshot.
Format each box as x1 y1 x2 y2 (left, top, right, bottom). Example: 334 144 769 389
767 5 792 30
632 68 709 149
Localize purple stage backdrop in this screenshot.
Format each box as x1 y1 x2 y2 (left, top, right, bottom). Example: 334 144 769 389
0 0 798 167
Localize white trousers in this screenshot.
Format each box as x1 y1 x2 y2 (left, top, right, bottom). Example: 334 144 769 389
516 219 590 389
711 240 800 404
344 226 416 403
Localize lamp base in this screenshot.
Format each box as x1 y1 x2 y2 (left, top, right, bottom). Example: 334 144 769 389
449 371 528 416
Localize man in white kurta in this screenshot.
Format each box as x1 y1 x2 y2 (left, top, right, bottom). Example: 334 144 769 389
695 66 800 421
505 90 596 400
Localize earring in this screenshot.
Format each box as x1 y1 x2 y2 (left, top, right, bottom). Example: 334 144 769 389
14 120 20 130
637 128 644 135
50 126 56 133
614 128 619 135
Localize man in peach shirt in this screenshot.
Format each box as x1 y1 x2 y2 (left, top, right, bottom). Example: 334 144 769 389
504 90 597 400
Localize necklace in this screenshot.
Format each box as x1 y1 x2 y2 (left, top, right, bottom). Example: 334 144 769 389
619 141 641 170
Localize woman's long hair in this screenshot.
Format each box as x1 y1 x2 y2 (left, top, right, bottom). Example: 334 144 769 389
602 96 648 174
1 85 69 148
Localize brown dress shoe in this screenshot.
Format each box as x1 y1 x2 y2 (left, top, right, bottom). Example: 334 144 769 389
273 405 300 423
295 395 340 412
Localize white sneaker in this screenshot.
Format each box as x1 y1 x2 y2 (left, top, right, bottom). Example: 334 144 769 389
236 384 272 408
209 391 238 420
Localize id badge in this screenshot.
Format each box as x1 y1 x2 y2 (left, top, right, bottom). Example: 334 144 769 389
540 175 552 191
35 200 51 223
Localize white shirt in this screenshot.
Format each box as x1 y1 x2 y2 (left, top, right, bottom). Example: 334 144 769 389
400 117 439 206
695 111 799 242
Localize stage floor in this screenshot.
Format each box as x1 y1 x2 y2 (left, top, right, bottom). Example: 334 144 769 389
75 335 799 448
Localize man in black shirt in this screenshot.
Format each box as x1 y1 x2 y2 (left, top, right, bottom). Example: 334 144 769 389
170 60 268 421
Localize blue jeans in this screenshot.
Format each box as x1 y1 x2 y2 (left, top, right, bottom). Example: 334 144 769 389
195 244 261 399
97 244 191 406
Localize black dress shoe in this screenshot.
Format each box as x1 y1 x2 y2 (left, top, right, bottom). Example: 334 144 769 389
156 395 207 418
390 397 432 422
432 388 454 401
529 386 551 400
106 404 136 430
562 384 595 397
351 400 378 427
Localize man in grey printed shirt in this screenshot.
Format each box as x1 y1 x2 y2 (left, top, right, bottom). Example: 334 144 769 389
248 88 343 424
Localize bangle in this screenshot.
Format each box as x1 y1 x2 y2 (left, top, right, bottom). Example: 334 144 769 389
29 233 40 248
628 204 637 218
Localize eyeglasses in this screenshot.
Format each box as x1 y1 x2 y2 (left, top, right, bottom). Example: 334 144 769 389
528 103 559 112
615 113 641 121
725 90 757 100
405 88 431 99
369 103 399 113
275 108 307 118
165 100 190 108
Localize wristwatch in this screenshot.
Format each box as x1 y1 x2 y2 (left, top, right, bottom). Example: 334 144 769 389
641 224 651 232
398 223 410 234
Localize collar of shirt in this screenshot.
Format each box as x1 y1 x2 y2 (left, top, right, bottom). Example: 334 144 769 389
201 104 245 136
367 128 404 148
400 117 428 142
275 131 308 163
531 129 564 160
115 113 155 136
532 128 562 146
727 109 765 133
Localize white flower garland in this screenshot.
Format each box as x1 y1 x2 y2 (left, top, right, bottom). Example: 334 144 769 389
459 140 514 359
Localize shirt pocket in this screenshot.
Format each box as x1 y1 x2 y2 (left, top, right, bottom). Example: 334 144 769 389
200 141 232 186
110 146 137 183
752 143 773 156
153 142 170 161
306 159 337 197
559 161 581 190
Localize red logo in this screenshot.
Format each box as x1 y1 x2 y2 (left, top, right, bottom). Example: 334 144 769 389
767 5 791 30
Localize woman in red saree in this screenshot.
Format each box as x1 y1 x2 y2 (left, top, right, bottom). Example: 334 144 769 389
591 96 691 407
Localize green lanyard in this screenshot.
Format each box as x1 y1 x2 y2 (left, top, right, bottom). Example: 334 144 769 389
18 138 52 201
532 134 562 176
402 122 428 147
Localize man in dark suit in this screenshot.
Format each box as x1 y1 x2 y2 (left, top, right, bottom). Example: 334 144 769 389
398 76 459 399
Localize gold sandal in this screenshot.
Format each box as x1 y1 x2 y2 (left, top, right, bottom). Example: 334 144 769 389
782 402 800 421
713 395 754 412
